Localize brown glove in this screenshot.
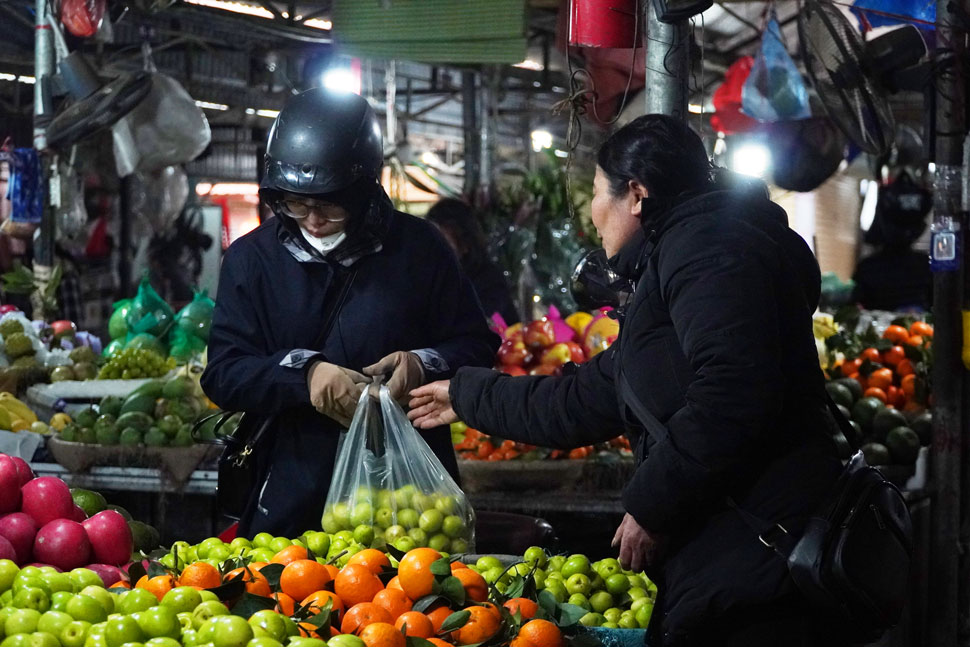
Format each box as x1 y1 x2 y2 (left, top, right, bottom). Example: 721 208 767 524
307 361 367 427
362 351 425 403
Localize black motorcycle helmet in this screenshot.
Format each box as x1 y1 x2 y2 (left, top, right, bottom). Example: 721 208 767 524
260 88 383 200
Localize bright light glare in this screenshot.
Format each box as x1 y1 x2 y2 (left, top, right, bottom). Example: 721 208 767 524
322 67 361 95
688 103 702 114
730 144 770 178
554 149 569 158
197 182 260 196
182 0 331 29
514 59 544 71
195 100 229 111
531 129 553 152
420 151 440 166
245 108 256 115
256 109 280 119
859 179 879 232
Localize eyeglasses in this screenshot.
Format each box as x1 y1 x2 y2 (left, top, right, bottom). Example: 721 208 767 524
277 198 347 222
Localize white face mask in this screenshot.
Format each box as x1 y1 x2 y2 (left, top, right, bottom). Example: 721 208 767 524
300 228 346 254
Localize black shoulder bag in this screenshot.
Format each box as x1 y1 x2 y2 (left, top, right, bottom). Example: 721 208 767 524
194 267 357 520
617 370 913 640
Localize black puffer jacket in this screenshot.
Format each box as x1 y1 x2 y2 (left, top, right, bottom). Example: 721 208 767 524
450 186 843 642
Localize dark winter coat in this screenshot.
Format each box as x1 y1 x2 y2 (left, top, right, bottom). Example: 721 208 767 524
450 187 844 643
201 193 499 537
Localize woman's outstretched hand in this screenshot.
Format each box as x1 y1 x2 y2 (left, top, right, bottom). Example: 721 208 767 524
408 380 458 428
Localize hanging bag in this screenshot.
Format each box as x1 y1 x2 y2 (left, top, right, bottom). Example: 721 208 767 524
618 368 913 640
323 384 476 553
741 11 812 121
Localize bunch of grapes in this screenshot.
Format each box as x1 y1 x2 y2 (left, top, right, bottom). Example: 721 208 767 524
98 348 175 379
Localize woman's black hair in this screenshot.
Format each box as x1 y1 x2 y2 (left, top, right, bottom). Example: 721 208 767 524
597 114 713 198
426 198 489 268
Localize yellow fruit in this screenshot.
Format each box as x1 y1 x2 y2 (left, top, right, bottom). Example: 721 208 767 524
0 406 12 430
0 394 37 423
49 413 72 431
10 419 30 433
565 311 595 336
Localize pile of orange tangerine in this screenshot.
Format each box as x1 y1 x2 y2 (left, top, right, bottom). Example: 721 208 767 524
128 545 563 647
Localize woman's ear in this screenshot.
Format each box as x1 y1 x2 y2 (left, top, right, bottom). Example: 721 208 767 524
628 180 649 216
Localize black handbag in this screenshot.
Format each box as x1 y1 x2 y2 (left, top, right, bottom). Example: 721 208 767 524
193 266 357 520
617 370 914 640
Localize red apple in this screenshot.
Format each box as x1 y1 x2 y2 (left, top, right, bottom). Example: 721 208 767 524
82 511 133 567
565 341 586 364
21 477 75 527
500 365 528 377
10 457 33 487
0 512 37 564
0 455 21 514
68 506 87 522
529 363 560 376
84 564 128 587
523 319 556 350
50 321 77 337
503 322 523 341
34 519 91 571
539 343 574 368
0 534 15 561
0 305 19 314
496 339 532 367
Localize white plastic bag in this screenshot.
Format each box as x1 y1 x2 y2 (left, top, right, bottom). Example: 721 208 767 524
323 385 476 554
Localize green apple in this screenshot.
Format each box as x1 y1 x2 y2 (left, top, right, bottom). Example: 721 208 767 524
13 577 50 597
588 591 613 614
427 534 449 552
41 574 75 595
105 615 146 647
176 614 193 633
135 606 180 640
191 602 229 631
12 587 50 612
392 537 416 553
68 571 103 594
179 631 197 647
568 593 591 610
628 587 647 601
523 546 548 569
602 608 621 624
323 634 364 647
279 617 297 639
247 550 274 565
195 539 221 561
207 546 231 564
13 568 41 584
251 534 273 549
330 503 351 530
351 526 374 547
79 587 115 616
246 611 287 642
532 568 547 589
157 556 175 571
0 561 19 594
512 563 531 577
594 558 622 580
601 621 619 629
565 574 591 596
0 607 14 635
561 555 590 579
1 634 32 647
410 493 435 513
83 622 107 647
395 509 418 530
160 587 201 615
383 526 406 544
417 510 443 534
59 621 91 647
475 556 502 571
303 533 330 557
197 592 219 604
50 592 73 614
373 509 393 530
246 639 282 647
31 633 60 647
37 611 74 637
228 538 251 553
604 574 630 596
543 580 568 603
5 608 42 634
434 496 459 516
349 503 374 527
449 539 469 554
635 601 654 629
332 531 354 546
116 590 157 616
579 612 605 627
544 571 563 582
286 640 328 647
205 615 252 647
145 638 181 647
547 556 566 573
442 516 466 539
407 528 428 547
618 612 638 630
481 567 504 585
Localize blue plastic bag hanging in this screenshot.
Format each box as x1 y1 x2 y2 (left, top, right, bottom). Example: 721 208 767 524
5 149 44 224
742 14 812 122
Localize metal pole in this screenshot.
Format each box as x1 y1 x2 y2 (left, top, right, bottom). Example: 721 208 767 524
32 0 56 317
478 66 495 204
929 0 968 644
461 70 480 197
643 3 688 120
